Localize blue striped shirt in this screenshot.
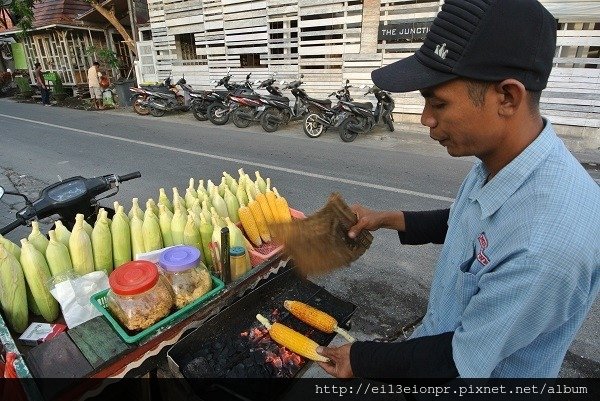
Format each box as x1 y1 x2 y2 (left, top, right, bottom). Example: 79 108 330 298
411 120 600 378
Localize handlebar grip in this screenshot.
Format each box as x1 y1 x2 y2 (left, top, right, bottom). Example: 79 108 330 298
0 219 25 236
118 172 141 182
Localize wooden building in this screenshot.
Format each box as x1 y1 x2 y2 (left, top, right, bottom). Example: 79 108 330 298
138 0 599 131
0 0 148 87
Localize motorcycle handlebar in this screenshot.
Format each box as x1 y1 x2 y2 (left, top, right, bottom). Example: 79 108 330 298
118 171 141 182
0 219 25 236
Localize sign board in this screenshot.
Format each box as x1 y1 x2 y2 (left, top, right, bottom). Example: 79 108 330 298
11 43 28 69
378 21 433 42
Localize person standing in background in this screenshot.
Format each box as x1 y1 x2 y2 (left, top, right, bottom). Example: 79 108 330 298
87 61 104 110
34 62 50 106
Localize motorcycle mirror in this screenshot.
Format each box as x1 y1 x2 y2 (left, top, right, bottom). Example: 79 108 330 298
300 74 304 78
346 79 350 84
0 186 4 200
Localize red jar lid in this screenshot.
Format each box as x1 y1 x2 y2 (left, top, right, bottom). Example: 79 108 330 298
109 260 159 296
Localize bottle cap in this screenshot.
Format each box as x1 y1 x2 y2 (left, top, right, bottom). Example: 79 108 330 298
109 260 159 296
159 245 202 272
230 246 245 257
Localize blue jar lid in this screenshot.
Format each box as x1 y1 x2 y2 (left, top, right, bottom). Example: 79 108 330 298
159 246 202 272
230 246 245 256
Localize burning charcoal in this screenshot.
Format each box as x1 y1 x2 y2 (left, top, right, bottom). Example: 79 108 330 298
252 351 264 364
213 341 223 351
242 357 254 368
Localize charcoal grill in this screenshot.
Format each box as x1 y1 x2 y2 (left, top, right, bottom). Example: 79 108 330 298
167 266 355 399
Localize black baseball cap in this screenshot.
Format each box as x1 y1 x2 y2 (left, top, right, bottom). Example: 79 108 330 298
372 0 557 93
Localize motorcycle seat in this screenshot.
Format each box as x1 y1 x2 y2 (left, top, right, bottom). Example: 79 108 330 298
347 101 373 110
236 93 261 100
307 97 331 105
152 91 176 99
263 95 289 103
141 85 172 93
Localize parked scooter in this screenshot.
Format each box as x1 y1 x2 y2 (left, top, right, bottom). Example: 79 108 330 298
302 79 354 138
230 75 285 128
259 75 310 133
207 73 256 126
338 85 395 142
142 76 193 117
190 69 243 121
0 172 141 234
129 75 179 116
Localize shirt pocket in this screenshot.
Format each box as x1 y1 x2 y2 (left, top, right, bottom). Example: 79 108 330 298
455 254 480 310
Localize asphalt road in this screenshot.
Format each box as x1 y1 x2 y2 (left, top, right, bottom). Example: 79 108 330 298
0 99 598 378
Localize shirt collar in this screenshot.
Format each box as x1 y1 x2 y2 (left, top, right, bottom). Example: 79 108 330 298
468 119 558 219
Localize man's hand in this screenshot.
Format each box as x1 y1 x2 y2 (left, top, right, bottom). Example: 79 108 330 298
316 344 354 378
348 205 406 238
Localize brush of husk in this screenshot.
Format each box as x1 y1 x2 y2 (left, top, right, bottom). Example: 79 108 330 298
269 193 373 276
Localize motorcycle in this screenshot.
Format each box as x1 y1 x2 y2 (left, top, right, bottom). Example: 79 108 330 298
302 79 354 139
0 172 141 234
129 76 178 116
207 73 256 126
189 72 240 122
260 75 309 133
338 85 396 142
230 75 285 129
142 76 194 117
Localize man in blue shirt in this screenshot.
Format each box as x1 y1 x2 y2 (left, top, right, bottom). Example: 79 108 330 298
317 0 600 379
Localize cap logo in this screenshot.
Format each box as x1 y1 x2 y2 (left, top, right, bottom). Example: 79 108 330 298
434 43 448 60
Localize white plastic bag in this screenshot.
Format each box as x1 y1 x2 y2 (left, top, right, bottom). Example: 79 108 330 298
49 271 110 329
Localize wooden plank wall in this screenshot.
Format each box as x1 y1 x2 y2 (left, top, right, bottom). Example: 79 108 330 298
144 0 600 128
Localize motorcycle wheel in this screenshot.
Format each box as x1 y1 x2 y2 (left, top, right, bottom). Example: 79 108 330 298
207 103 229 125
192 102 208 121
232 107 253 128
150 107 166 117
339 117 360 142
260 108 281 132
132 95 150 116
303 114 325 138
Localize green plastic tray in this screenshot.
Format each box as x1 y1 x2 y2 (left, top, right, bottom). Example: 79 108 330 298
90 275 225 344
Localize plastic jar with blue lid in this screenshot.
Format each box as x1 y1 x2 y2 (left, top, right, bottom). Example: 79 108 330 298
159 245 212 308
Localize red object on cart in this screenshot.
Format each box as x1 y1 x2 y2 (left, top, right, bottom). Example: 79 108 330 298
2 352 27 401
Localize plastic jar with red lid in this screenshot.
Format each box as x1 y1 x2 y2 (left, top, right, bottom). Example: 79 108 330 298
106 260 174 331
159 246 212 309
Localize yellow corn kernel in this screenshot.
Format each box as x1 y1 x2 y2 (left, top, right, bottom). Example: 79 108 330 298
284 300 355 342
238 203 262 247
256 314 328 362
247 193 271 242
255 189 276 225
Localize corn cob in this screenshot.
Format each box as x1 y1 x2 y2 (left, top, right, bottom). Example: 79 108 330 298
0 233 21 260
264 178 280 223
197 179 208 199
128 197 145 221
111 205 132 267
0 243 28 333
284 300 355 342
130 213 145 258
199 215 214 269
224 171 238 194
256 314 329 362
171 203 187 245
26 285 41 316
53 220 71 248
218 176 228 198
158 203 174 247
188 178 198 198
70 214 95 275
185 187 198 210
91 210 113 274
183 214 202 251
211 187 229 218
254 171 267 194
238 200 262 247
46 230 73 277
142 208 163 252
224 188 240 223
146 198 160 218
236 184 249 209
210 207 226 228
273 187 292 223
255 185 276 225
247 193 271 242
20 239 59 322
172 187 186 211
28 220 49 255
200 200 212 223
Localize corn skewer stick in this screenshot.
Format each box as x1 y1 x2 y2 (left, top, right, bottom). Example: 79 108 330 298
284 300 355 343
256 314 329 363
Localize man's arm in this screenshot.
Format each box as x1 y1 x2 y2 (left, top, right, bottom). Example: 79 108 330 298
349 333 458 378
399 209 450 245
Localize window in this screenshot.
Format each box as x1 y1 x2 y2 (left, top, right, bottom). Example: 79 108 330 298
176 33 200 60
141 30 152 41
240 53 265 67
